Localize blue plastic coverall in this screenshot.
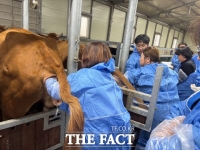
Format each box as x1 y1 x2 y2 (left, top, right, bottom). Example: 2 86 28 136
126 63 180 149
192 54 200 70
45 58 131 150
145 91 200 150
125 47 141 72
171 54 180 73
192 54 200 86
177 71 198 101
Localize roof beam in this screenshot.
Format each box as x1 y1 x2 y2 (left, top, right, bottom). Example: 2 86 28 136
149 1 196 18
108 0 129 4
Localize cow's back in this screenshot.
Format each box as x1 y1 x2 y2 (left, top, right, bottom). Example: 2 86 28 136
0 30 62 119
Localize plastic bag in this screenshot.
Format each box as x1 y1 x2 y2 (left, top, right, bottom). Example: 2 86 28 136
150 116 185 138
175 124 195 150
146 116 195 150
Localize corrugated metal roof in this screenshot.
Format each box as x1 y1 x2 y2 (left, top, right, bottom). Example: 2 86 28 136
102 0 200 31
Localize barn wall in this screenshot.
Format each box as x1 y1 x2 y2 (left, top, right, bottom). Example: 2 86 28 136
1 0 194 51
146 21 156 46
41 0 68 35
160 26 169 47
40 0 189 51
166 29 174 48
90 1 110 41
0 0 192 54
177 32 184 45
109 9 126 42
184 32 197 52
134 17 147 37
0 0 40 33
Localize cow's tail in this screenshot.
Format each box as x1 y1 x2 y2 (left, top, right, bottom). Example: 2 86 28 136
56 70 84 150
113 69 147 109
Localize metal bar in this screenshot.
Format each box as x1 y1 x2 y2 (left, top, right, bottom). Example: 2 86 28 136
144 66 164 131
121 66 164 131
132 16 138 43
165 28 170 48
0 109 57 130
88 0 93 39
152 23 158 46
119 0 138 73
128 106 148 116
107 5 114 41
67 0 71 40
67 0 83 74
22 0 29 29
38 0 42 33
130 120 145 129
121 87 151 102
171 29 175 48
115 43 121 66
144 19 149 35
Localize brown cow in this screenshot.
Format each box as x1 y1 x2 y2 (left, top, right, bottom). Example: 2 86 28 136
39 32 85 69
41 33 145 109
0 28 84 149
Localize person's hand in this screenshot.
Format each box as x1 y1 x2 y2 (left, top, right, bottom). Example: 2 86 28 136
191 84 200 92
52 99 62 106
150 116 185 138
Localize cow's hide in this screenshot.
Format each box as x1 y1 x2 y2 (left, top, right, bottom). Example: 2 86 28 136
0 29 84 149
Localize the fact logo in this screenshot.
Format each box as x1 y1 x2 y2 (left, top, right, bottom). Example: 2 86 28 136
66 134 134 145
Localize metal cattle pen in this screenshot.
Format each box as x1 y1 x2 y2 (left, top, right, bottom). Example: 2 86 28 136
0 110 67 150
0 0 163 149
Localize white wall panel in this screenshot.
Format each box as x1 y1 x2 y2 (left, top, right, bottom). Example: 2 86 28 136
177 32 183 45
42 0 68 35
90 2 110 41
160 26 169 47
134 17 147 37
146 21 156 46
109 9 126 42
166 29 174 48
155 24 162 33
82 0 92 13
174 31 179 38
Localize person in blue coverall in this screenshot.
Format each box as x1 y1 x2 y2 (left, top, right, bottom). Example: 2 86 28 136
145 90 200 150
125 46 180 150
171 42 187 73
125 34 150 73
44 42 131 150
175 47 196 101
192 48 200 71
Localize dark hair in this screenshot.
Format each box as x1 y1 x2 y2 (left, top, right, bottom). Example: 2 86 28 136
175 47 193 59
178 42 187 48
134 34 150 44
143 46 161 63
81 42 112 68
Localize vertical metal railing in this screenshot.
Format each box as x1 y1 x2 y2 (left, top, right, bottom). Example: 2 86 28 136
22 0 29 30
119 0 138 73
67 0 82 74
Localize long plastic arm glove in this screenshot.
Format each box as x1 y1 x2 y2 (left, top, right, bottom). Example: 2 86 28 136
150 116 185 138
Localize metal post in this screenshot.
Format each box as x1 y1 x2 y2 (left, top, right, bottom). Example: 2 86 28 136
22 0 29 30
67 0 71 40
119 0 138 73
67 0 82 74
38 0 42 33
